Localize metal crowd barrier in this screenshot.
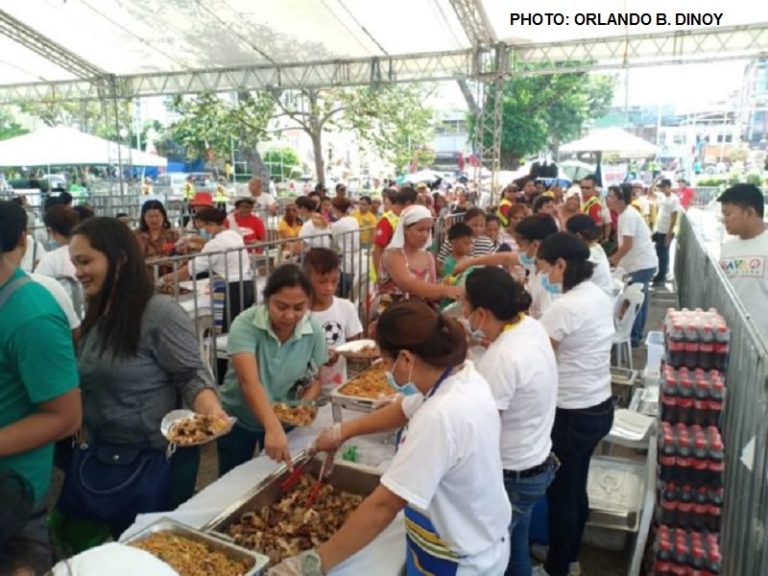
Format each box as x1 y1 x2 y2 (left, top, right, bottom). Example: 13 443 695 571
432 212 465 253
148 226 372 379
675 214 768 575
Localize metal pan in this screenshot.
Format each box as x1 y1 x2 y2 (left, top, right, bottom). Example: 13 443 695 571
330 363 395 416
203 452 381 536
124 517 269 576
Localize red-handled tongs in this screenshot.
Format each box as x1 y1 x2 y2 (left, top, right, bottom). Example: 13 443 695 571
305 453 333 508
279 454 311 492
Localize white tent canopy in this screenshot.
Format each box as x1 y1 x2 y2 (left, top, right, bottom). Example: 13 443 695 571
559 127 659 158
0 126 167 167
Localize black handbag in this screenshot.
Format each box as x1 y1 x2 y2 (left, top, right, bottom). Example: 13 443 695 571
57 441 172 526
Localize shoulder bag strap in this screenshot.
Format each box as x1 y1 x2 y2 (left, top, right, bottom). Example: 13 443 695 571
0 275 32 308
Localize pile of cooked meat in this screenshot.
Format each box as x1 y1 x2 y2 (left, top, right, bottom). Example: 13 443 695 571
227 476 363 564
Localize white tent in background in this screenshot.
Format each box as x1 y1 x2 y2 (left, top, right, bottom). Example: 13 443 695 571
0 126 167 167
560 127 658 158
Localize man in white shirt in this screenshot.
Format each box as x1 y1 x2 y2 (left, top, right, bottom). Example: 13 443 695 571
248 176 277 216
608 183 658 347
161 207 254 331
718 183 768 337
652 178 682 286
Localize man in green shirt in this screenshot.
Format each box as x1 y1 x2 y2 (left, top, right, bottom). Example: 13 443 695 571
0 200 81 569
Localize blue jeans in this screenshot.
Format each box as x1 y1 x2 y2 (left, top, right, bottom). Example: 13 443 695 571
627 267 656 347
504 460 556 576
545 399 615 576
652 232 672 283
216 424 266 477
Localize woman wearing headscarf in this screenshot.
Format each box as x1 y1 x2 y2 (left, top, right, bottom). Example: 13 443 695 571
372 205 463 320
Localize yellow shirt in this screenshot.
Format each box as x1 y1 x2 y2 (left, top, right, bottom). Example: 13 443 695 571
353 211 378 244
278 219 302 240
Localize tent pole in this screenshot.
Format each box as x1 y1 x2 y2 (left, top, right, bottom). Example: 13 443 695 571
111 78 124 197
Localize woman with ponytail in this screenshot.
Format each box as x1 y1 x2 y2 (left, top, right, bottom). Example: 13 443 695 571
269 300 512 576
464 266 558 576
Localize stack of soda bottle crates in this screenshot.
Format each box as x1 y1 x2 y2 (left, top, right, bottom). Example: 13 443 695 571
652 308 728 576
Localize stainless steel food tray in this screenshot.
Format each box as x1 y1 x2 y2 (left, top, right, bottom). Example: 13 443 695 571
124 517 269 576
330 363 393 418
203 452 381 537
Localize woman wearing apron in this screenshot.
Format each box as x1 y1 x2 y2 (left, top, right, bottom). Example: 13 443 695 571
268 300 511 576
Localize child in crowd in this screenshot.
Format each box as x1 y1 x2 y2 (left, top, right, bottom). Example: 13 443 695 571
441 222 475 280
304 248 363 393
440 222 476 308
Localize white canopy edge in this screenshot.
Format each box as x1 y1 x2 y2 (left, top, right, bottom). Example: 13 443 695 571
0 23 766 103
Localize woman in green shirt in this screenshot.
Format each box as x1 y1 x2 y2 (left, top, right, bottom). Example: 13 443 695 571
218 264 328 476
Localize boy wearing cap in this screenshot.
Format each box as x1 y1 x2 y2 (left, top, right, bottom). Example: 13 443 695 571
718 183 768 337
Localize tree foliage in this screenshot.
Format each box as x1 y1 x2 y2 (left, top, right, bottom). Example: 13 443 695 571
19 99 132 140
272 84 434 181
474 71 615 168
0 108 29 141
167 92 275 168
263 146 301 180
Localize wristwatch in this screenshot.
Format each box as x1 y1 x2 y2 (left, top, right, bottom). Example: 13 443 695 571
300 550 325 576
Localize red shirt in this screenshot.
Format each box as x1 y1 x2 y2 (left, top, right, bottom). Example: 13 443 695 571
225 212 266 252
678 187 694 209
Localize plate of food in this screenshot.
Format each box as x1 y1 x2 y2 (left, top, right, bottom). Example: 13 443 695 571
272 401 318 427
333 339 380 360
335 362 394 400
160 410 235 447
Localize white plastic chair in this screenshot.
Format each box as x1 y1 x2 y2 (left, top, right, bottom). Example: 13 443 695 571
612 283 645 369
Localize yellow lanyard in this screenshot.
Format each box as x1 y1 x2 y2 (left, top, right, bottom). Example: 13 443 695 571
503 313 525 332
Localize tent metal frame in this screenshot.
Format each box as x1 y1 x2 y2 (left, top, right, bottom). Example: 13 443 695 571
1 8 767 191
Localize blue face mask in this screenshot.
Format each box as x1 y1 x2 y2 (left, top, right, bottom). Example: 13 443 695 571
468 310 486 341
47 237 61 251
519 251 536 268
199 229 211 241
540 271 563 295
386 356 419 396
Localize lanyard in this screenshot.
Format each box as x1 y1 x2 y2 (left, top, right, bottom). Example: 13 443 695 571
425 365 457 401
503 313 525 333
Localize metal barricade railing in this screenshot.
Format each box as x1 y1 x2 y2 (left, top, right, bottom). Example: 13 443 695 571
675 215 768 576
432 212 465 254
148 226 372 378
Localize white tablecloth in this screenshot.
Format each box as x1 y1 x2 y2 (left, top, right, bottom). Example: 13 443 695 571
121 405 405 575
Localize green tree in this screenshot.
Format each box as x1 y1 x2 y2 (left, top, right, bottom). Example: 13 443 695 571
263 146 301 180
271 84 434 182
474 72 615 168
19 99 132 140
0 108 28 141
167 91 275 173
361 85 435 173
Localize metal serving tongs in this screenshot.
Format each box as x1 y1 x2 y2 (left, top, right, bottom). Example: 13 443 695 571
305 452 334 508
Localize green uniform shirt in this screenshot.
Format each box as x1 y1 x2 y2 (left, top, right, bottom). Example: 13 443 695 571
219 304 328 432
0 268 79 502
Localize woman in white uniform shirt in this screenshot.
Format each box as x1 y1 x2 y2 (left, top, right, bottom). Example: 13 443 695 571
270 300 511 576
464 267 558 576
565 214 614 297
537 233 615 576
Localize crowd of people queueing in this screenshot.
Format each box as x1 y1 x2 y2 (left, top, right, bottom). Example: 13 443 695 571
2 171 759 576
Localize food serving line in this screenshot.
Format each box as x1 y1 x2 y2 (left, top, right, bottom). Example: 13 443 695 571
121 360 407 576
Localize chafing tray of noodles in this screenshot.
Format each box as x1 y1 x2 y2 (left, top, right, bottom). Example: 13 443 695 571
330 361 394 420
202 451 381 539
123 517 269 576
